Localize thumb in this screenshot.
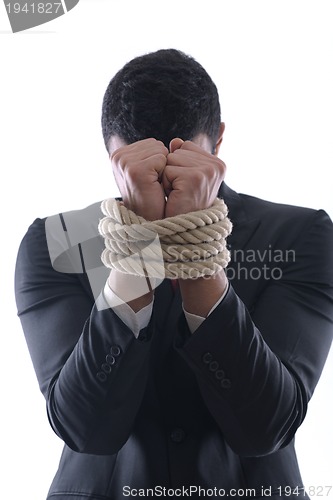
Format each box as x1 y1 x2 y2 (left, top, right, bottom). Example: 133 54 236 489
169 138 184 153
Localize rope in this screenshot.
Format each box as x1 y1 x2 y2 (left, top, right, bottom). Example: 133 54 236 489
98 198 232 279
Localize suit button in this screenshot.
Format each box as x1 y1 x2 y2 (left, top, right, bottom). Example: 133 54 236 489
102 363 112 374
110 345 121 357
202 352 213 364
106 354 116 365
209 361 219 372
221 378 232 389
96 371 107 382
215 369 225 380
170 428 186 443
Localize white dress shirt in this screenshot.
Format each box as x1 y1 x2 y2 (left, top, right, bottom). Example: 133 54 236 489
103 274 228 337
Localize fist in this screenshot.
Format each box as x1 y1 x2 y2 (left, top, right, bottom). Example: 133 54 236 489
111 138 168 221
162 139 226 218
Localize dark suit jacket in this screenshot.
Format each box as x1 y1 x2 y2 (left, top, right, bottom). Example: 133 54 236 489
15 183 333 500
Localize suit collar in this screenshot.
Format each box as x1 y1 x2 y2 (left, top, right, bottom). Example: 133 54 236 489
218 182 260 250
218 182 247 225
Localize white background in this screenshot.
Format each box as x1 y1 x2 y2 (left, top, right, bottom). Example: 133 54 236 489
0 1 332 498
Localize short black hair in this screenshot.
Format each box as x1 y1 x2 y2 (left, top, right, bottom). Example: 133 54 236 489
101 49 221 151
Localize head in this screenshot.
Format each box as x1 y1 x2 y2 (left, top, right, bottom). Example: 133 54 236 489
101 49 224 155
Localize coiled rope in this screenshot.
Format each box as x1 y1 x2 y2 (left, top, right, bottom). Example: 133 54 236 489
98 198 232 279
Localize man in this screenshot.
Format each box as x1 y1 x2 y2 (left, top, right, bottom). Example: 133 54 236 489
15 49 333 500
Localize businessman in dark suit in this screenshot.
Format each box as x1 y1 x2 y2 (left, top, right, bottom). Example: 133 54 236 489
15 49 333 500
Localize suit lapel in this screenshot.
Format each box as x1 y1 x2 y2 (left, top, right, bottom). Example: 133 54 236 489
219 183 261 252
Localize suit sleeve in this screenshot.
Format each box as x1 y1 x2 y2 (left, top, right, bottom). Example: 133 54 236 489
175 209 333 457
15 218 154 455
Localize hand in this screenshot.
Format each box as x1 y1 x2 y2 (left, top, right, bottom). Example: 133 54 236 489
111 138 168 221
163 139 226 218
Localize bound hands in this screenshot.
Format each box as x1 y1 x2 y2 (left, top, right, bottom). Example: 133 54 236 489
111 138 226 221
110 138 228 312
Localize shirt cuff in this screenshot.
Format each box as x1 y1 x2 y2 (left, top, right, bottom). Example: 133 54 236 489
183 281 229 334
103 280 154 339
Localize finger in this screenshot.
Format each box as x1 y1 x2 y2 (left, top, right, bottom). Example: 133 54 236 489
166 149 205 167
161 165 180 195
133 144 169 162
169 138 184 153
162 164 193 187
112 139 168 163
131 138 169 157
167 149 226 172
112 147 168 171
128 137 167 152
180 140 215 159
139 153 168 177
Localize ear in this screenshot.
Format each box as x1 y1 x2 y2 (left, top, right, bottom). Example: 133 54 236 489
213 122 225 156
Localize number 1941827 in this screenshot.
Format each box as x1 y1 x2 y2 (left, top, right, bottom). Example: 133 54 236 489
277 486 332 497
5 3 62 14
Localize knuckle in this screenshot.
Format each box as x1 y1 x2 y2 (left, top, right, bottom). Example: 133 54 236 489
216 157 226 170
141 138 156 145
154 141 168 156
125 166 140 182
172 149 183 156
192 169 204 183
166 152 175 163
111 148 130 168
206 164 217 177
209 158 226 178
118 154 131 169
110 150 121 164
162 145 169 156
156 153 167 165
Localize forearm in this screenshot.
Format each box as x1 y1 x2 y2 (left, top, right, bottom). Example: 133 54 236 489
176 285 306 457
47 298 153 455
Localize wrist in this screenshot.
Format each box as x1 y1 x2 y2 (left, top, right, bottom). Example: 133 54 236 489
108 270 154 312
179 270 228 318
